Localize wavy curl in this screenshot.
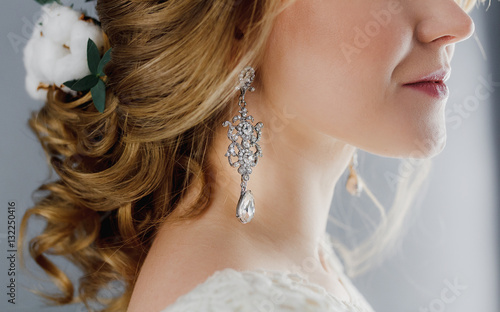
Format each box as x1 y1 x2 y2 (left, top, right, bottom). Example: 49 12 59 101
19 0 288 310
19 0 484 311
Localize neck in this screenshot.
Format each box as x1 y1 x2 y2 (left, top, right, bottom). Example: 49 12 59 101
168 89 356 273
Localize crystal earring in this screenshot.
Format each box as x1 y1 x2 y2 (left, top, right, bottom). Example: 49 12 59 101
222 66 263 224
346 150 363 197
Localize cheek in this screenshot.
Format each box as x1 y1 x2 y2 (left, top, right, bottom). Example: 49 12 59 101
261 0 443 157
262 1 407 140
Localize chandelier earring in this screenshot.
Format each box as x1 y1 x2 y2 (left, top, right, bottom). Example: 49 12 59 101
222 66 263 224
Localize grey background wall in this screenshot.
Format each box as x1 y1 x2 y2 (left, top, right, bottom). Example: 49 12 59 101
0 1 498 312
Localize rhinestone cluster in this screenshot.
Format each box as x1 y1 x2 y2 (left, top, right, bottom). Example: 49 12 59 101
222 66 263 223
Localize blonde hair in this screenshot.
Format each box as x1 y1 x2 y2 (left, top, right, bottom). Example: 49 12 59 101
19 0 485 311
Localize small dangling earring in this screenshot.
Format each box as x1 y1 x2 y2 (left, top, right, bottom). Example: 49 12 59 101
222 66 263 224
346 150 363 197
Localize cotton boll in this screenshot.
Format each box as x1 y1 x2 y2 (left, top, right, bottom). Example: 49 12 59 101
24 38 50 82
24 10 43 78
70 20 104 58
53 54 91 87
86 25 104 51
41 3 81 46
24 20 47 79
36 38 70 82
22 3 106 102
25 74 48 101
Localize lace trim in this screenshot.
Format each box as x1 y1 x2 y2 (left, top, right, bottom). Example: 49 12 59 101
230 268 370 311
161 231 375 312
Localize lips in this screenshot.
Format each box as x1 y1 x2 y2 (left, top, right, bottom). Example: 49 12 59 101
404 68 451 85
403 68 451 99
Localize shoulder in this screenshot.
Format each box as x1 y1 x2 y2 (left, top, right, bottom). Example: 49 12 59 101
159 268 349 312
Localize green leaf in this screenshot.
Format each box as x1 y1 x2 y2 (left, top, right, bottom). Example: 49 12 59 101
62 79 79 89
64 75 99 91
97 48 112 76
87 38 101 75
90 79 106 113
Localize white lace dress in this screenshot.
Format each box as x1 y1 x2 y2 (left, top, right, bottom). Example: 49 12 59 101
160 231 375 312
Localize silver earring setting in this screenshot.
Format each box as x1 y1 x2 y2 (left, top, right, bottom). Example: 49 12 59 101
222 66 263 224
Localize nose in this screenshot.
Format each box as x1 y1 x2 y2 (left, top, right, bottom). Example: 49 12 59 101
415 0 475 45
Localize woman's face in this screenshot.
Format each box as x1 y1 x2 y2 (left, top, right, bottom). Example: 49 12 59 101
258 0 474 158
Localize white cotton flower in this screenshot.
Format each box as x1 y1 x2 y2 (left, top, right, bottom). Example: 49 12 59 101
23 2 105 101
25 73 47 101
53 54 88 95
23 36 59 100
40 3 81 46
36 37 68 82
70 20 104 58
23 37 39 79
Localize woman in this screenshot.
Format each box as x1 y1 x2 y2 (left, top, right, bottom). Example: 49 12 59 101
19 0 482 311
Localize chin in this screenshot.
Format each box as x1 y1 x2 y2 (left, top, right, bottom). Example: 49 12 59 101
366 131 447 159
405 132 447 159
396 118 448 159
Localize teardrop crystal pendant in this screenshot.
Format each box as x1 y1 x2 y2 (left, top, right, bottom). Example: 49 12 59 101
222 66 263 224
236 190 255 224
